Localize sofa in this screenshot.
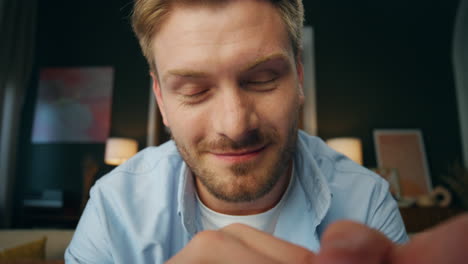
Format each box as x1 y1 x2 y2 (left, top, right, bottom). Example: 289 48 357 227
0 229 74 262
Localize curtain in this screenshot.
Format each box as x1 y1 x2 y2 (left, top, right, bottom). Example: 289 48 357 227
0 0 37 228
453 0 468 168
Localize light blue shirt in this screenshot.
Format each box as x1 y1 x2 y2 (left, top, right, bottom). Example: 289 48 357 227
66 131 408 263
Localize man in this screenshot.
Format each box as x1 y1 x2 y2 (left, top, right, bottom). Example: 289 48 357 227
66 0 468 263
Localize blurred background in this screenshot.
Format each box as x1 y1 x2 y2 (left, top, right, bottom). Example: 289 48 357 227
0 0 467 233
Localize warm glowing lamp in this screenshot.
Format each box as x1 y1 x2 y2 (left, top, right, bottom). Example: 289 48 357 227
104 138 138 165
326 137 363 165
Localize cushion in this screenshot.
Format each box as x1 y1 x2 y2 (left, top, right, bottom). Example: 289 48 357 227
0 237 46 260
0 229 74 260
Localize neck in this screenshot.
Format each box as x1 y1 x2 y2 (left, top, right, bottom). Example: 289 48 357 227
195 163 292 215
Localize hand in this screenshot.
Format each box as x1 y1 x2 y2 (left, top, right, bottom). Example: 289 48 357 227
318 213 468 264
166 223 315 263
166 213 468 263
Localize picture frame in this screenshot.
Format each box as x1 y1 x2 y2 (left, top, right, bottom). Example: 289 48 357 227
147 80 168 147
374 129 432 197
32 67 114 143
147 81 160 147
301 26 318 136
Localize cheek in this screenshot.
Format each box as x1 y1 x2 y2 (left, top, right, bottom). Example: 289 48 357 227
164 103 208 145
257 92 299 133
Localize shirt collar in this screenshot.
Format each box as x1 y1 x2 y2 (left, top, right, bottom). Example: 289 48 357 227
177 162 198 237
294 130 332 226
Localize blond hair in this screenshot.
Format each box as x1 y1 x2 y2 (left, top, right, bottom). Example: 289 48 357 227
131 0 304 74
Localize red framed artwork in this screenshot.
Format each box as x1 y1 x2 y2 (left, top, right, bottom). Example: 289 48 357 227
374 129 432 197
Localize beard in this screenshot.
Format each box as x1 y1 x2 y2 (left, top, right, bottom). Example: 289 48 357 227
173 105 300 203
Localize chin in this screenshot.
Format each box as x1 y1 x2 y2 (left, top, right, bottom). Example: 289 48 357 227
197 161 283 203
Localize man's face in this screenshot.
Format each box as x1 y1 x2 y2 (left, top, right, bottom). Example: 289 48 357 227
152 0 304 203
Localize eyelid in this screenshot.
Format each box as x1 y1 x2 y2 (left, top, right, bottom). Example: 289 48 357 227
168 78 209 94
178 88 210 106
182 89 208 97
244 70 278 85
249 76 277 84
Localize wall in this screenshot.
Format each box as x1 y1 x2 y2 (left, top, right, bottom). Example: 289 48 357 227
453 0 468 168
13 0 150 222
13 0 463 224
304 0 462 185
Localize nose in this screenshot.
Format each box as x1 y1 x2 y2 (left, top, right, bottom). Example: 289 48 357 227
213 86 259 142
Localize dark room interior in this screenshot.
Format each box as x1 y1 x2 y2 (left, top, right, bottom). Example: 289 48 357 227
1 0 467 262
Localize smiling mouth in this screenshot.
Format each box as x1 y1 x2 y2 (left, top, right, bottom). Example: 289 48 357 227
210 145 268 162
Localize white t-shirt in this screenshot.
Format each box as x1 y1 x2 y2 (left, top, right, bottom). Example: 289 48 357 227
197 167 295 234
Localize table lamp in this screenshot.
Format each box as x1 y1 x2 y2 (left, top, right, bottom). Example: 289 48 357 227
104 137 138 165
326 137 363 165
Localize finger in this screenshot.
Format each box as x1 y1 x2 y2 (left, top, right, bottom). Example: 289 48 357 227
166 230 281 264
221 223 316 264
392 213 468 264
316 220 394 264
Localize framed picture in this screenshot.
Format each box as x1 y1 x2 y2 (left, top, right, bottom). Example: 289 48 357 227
31 67 113 143
147 80 169 147
301 26 318 136
374 129 432 197
147 82 159 147
370 168 401 200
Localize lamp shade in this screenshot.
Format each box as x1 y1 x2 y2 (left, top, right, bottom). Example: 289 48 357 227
326 137 363 165
105 138 138 165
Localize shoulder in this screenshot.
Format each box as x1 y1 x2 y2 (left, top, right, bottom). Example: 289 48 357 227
106 140 181 176
90 140 184 215
69 141 187 262
297 131 390 218
96 140 181 187
297 131 387 191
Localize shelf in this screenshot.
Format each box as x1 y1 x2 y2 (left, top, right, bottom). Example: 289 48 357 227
399 207 465 233
18 206 80 229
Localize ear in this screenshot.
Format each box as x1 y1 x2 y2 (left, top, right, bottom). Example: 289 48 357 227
295 53 305 106
151 72 170 127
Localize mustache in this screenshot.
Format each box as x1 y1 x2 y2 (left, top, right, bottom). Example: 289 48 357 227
198 129 277 152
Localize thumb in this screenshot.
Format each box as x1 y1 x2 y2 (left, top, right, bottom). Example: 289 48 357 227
392 213 468 264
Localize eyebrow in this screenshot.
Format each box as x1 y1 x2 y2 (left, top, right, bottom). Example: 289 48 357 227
162 52 290 83
163 69 209 83
240 52 290 72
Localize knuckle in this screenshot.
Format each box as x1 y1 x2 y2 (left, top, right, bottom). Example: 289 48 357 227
222 222 250 232
185 230 235 262
191 230 226 249
294 250 315 264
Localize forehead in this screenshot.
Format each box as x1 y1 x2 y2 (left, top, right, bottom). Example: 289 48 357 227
152 0 293 79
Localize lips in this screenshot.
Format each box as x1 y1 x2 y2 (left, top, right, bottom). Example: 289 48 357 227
210 145 268 163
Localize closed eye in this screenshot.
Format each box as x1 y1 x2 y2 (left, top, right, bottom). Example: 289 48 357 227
242 70 278 87
182 89 208 98
247 77 277 84
178 89 210 106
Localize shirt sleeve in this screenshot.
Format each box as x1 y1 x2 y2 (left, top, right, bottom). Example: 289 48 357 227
368 182 409 244
65 188 113 263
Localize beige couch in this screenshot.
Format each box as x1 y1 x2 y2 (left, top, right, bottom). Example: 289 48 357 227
0 229 74 260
